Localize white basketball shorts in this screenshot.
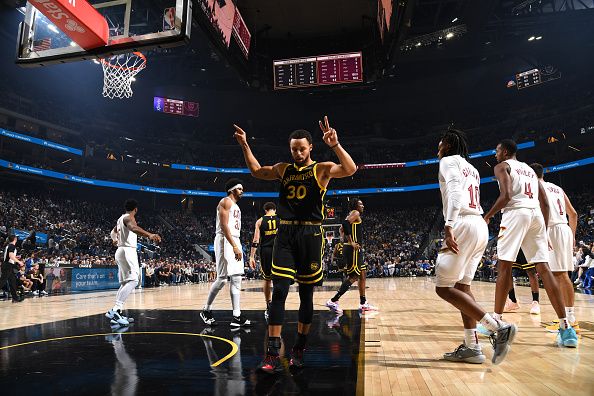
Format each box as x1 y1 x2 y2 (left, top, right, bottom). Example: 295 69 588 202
115 246 140 283
214 234 244 278
436 215 488 287
497 208 549 264
548 223 573 272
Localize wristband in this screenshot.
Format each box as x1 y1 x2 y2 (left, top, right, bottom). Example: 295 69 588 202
251 242 259 248
329 143 339 149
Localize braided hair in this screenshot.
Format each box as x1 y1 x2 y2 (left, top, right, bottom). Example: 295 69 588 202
441 128 470 159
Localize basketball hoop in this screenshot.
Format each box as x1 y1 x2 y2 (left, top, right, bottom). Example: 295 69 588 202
100 52 147 99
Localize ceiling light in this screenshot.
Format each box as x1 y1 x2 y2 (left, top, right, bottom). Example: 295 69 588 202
451 17 458 23
446 32 454 39
528 36 535 41
415 42 421 47
535 36 542 40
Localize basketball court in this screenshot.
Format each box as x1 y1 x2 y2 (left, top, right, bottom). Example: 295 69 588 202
2 0 594 394
2 278 593 395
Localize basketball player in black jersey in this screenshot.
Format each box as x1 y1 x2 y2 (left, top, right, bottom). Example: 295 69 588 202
234 116 357 374
332 237 345 274
249 202 278 322
326 198 378 313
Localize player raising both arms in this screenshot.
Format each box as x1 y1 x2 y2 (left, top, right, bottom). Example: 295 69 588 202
234 116 357 374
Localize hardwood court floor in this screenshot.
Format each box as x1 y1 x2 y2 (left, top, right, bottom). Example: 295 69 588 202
1 277 593 395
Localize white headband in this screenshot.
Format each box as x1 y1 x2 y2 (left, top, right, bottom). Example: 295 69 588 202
228 184 243 192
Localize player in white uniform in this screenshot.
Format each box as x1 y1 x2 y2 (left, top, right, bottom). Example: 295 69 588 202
107 199 161 327
200 178 253 328
483 139 578 347
530 163 579 331
434 129 515 365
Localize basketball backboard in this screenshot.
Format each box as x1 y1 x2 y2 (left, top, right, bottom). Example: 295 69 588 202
16 0 191 66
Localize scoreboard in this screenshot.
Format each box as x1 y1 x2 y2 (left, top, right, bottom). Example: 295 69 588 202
153 97 199 117
273 52 363 90
515 68 541 90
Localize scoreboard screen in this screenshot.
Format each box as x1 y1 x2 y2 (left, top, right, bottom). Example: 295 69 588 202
273 52 363 90
153 97 199 117
515 68 541 90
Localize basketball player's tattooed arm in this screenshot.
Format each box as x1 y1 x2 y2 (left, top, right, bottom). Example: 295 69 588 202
316 116 357 187
564 193 578 244
219 197 243 261
233 124 285 180
483 162 512 224
123 216 161 243
249 218 262 269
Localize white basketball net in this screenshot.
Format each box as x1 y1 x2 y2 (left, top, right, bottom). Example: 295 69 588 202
100 52 146 99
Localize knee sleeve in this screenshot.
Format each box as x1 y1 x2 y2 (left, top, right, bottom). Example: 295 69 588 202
229 275 241 296
269 278 291 326
298 284 314 325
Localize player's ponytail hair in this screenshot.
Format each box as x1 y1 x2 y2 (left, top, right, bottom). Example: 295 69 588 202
441 128 470 159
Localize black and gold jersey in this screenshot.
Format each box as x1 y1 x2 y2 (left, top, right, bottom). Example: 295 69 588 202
278 162 326 221
259 214 278 247
334 241 344 261
350 220 362 245
343 215 363 246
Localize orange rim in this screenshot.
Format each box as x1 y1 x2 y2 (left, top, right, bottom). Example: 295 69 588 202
100 51 146 71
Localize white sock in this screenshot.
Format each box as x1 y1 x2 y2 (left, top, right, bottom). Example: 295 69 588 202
559 317 571 330
565 307 575 323
492 312 502 322
204 278 226 311
113 280 138 312
479 313 500 332
464 328 480 350
230 275 242 317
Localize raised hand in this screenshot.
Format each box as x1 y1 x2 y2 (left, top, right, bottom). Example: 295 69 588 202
233 124 248 145
319 115 338 147
150 234 162 244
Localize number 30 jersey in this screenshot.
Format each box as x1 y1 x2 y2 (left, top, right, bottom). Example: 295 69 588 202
278 162 326 221
438 155 482 227
501 159 540 212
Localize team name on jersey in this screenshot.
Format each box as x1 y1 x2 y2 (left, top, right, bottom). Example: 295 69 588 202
282 170 315 186
515 168 535 178
462 166 480 183
264 230 278 236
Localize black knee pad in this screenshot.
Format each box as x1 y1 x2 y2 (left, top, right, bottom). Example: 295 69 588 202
269 278 291 325
298 284 314 324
